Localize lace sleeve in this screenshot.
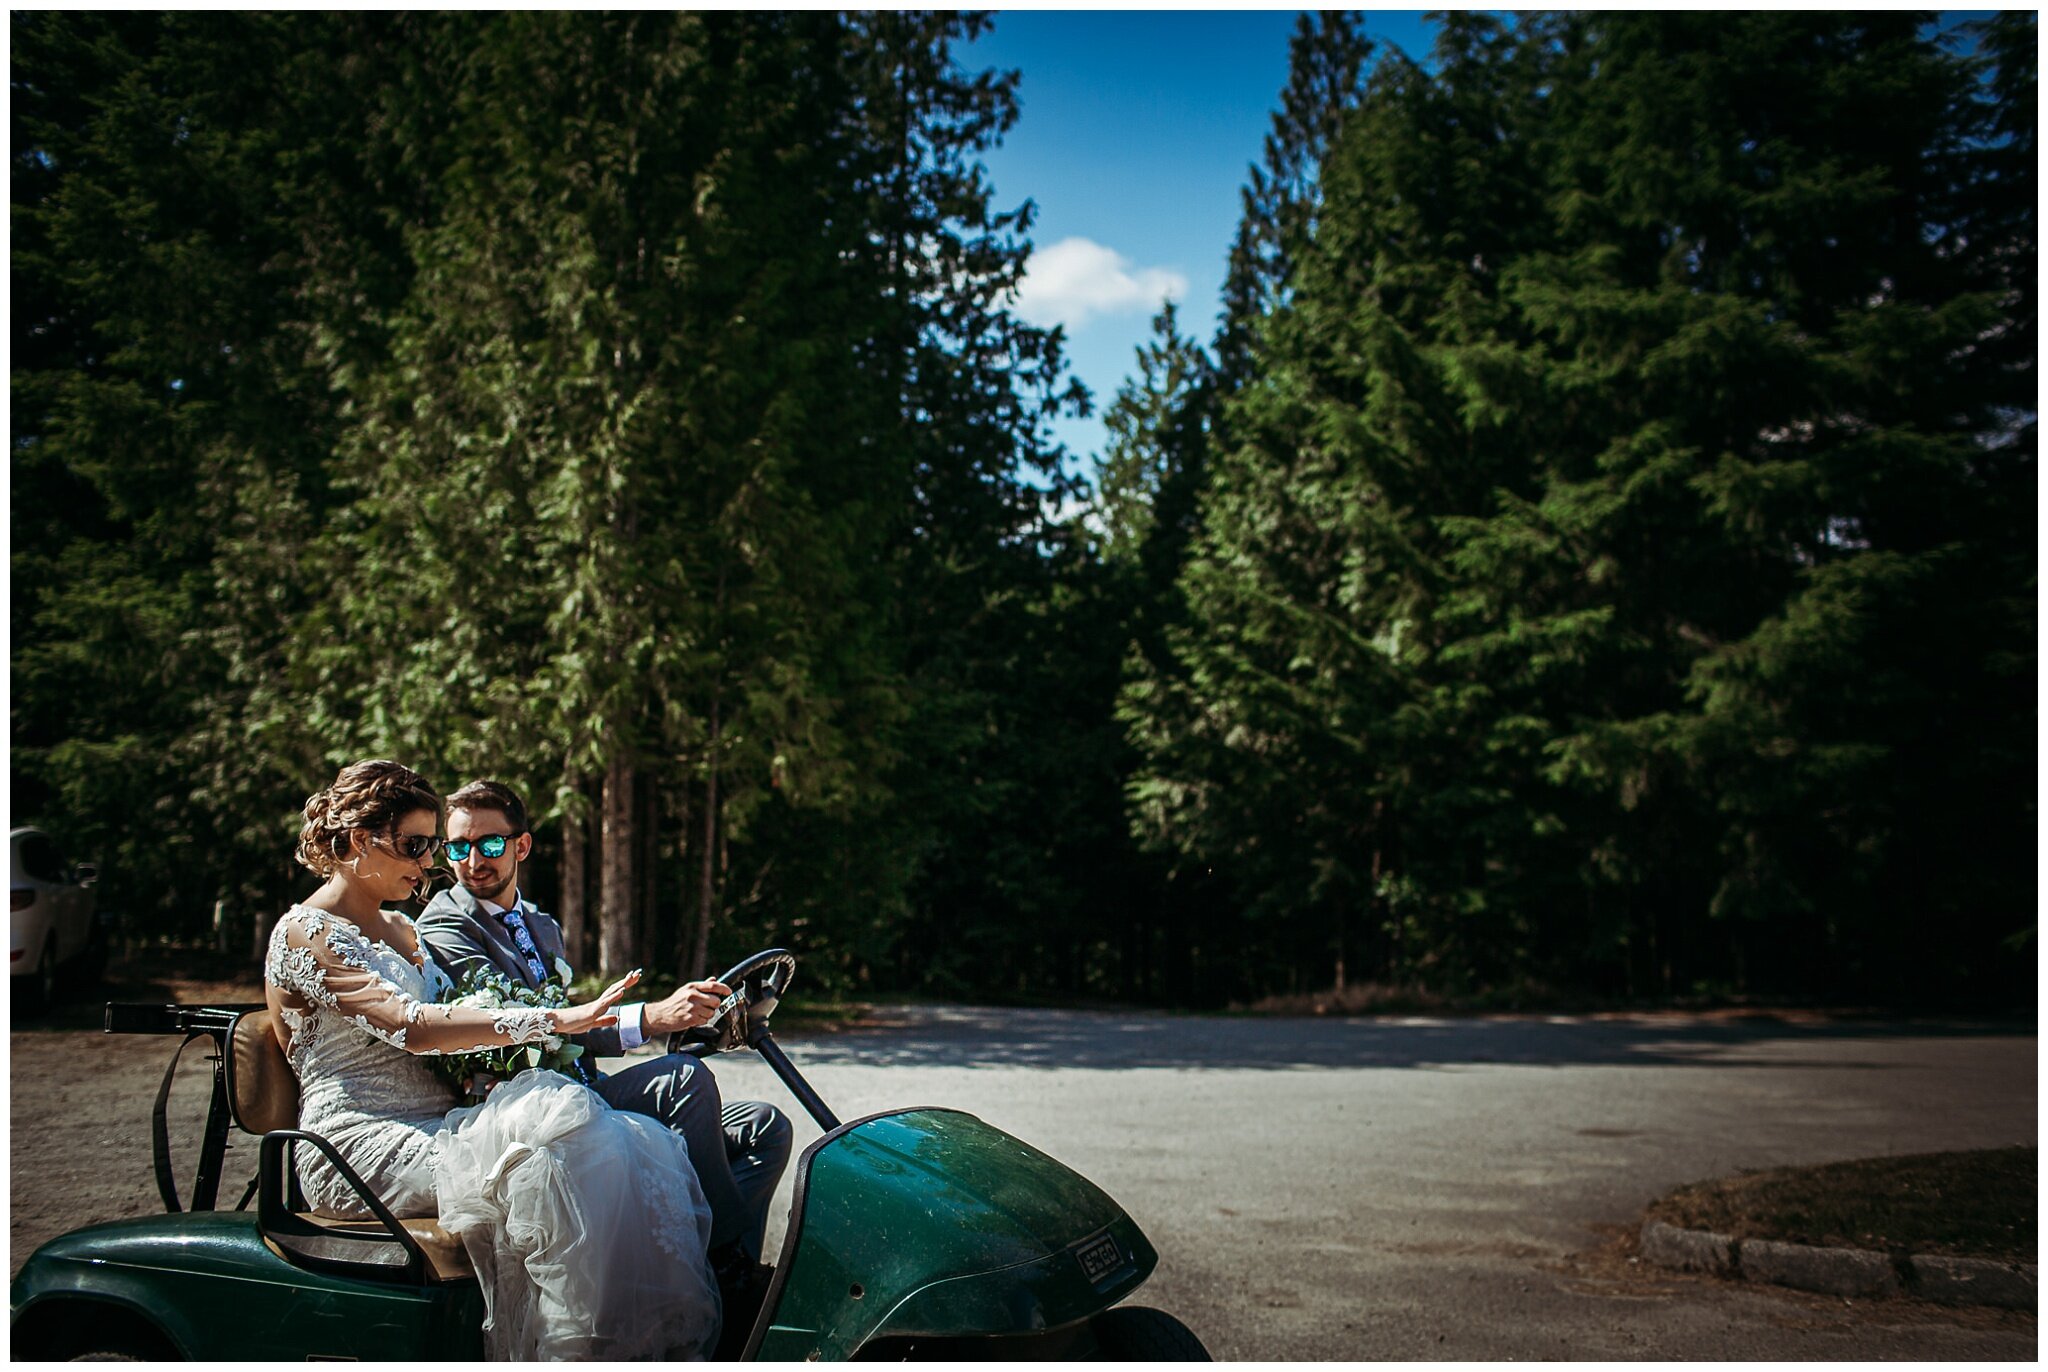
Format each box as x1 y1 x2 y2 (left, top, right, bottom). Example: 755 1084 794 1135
265 908 557 1055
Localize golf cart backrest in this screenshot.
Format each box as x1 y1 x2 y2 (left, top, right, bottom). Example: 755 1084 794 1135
226 1009 472 1285
105 1001 473 1286
226 1009 299 1135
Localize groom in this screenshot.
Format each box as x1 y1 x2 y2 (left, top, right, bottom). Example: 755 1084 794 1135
418 779 792 1277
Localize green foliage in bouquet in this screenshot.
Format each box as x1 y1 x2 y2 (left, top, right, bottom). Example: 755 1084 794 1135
431 965 584 1103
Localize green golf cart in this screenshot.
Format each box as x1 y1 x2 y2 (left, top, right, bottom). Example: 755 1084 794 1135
9 949 1209 1360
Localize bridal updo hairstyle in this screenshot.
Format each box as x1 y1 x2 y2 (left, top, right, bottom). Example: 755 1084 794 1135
296 759 443 876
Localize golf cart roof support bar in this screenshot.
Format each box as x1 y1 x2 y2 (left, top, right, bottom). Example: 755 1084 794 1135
136 1019 235 1214
110 1003 272 1215
752 1031 840 1132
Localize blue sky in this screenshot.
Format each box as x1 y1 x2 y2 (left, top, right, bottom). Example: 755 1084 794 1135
965 10 1994 478
963 9 1438 474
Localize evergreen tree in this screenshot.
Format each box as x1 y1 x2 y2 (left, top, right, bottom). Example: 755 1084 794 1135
825 11 1104 997
1097 301 1214 574
16 11 2027 1008
1124 11 2034 1003
12 12 1073 993
290 12 912 981
1216 11 1372 394
12 12 397 944
1087 303 1235 1000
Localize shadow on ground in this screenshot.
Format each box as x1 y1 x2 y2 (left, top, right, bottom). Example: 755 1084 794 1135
16 963 2029 1075
786 1004 2029 1073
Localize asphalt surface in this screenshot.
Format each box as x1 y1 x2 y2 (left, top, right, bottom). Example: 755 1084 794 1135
12 1003 2037 1360
697 1006 2037 1360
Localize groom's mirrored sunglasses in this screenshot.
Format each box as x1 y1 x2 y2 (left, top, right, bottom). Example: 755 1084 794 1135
444 834 516 863
379 833 444 862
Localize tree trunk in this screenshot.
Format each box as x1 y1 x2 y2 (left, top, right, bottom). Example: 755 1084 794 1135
690 562 728 977
1376 858 1391 981
1334 882 1348 992
637 780 660 977
601 755 637 974
690 694 721 976
560 796 588 971
669 786 692 973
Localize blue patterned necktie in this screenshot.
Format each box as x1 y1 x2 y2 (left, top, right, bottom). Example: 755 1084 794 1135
499 904 593 1084
499 905 552 987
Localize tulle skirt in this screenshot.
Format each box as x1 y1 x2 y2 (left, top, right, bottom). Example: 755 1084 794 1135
431 1070 722 1360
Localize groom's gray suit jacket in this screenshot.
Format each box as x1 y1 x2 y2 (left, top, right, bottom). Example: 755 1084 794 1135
416 884 625 1058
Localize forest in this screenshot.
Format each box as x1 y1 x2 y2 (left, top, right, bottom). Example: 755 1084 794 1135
12 11 2035 1009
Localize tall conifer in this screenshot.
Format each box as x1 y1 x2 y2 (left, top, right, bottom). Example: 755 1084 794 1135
1125 11 2034 1001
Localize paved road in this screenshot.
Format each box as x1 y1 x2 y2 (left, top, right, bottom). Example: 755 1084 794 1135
703 1006 2037 1360
13 1006 2036 1359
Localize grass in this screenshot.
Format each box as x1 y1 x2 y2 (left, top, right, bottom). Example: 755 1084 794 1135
1645 1147 2036 1262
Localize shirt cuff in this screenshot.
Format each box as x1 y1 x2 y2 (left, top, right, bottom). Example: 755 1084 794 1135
617 1001 646 1052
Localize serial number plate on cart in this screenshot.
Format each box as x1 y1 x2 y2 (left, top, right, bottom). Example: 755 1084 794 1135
1073 1230 1124 1283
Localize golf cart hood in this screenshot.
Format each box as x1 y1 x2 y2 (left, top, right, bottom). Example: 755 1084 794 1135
751 1107 1157 1359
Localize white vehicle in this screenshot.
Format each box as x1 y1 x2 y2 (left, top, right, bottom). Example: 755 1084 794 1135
11 827 100 1011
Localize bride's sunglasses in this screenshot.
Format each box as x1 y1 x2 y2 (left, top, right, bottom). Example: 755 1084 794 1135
444 834 516 863
377 833 444 862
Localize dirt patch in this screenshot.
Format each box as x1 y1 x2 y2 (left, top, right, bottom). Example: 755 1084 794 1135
10 1023 243 1279
1544 1222 2037 1332
10 954 273 1275
1645 1148 2036 1261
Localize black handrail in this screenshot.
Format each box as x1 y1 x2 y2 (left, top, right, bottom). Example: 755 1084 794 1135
258 1130 430 1284
106 1001 262 1036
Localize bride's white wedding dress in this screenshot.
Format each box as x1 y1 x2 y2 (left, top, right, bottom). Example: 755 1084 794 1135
264 904 721 1360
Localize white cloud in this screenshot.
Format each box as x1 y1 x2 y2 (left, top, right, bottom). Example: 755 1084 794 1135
1012 236 1187 332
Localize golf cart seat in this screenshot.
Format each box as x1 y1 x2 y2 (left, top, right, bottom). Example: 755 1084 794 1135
226 1009 473 1283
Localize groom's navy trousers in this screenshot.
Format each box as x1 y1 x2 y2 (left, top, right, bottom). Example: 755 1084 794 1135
592 1051 789 1258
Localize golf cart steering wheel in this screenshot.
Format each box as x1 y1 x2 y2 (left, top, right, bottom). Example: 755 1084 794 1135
666 948 797 1055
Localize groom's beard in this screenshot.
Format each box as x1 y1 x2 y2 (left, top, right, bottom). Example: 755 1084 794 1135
457 865 518 908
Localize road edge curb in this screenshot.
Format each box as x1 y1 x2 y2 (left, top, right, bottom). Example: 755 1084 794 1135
1638 1220 2037 1311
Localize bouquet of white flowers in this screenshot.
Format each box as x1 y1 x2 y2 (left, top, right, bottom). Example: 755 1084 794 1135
432 964 586 1105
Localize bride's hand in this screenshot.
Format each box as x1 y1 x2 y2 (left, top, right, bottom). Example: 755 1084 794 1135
552 970 641 1037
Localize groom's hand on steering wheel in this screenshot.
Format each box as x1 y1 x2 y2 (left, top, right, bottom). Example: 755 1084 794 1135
552 970 642 1037
640 978 733 1037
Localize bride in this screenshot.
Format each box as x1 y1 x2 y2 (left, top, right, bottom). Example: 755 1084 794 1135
263 758 721 1360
